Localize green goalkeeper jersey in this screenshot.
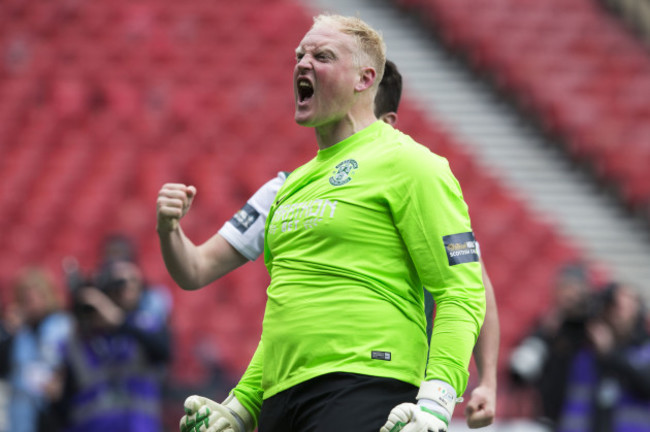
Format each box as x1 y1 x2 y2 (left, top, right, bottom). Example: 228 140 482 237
241 121 484 407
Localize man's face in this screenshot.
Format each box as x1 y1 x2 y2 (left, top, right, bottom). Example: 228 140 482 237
20 285 50 322
606 286 640 338
554 278 588 316
109 261 143 312
294 24 360 127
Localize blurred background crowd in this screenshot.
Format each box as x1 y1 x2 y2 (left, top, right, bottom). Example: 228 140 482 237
0 235 236 432
0 0 649 431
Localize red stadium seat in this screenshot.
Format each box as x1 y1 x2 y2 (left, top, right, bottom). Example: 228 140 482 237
406 0 650 213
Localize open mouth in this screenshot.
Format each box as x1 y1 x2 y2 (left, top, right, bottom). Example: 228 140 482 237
297 79 314 103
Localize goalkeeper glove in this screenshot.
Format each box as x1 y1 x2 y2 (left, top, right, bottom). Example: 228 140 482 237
180 394 255 432
380 380 459 432
380 403 447 432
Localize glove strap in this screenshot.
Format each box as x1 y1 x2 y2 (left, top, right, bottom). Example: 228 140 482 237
419 406 449 425
416 380 460 423
223 394 255 432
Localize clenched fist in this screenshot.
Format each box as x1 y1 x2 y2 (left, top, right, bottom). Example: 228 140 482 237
157 183 197 233
464 385 496 429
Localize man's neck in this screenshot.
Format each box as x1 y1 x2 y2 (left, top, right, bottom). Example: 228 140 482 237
314 111 377 150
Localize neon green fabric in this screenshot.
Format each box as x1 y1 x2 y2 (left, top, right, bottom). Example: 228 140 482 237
254 121 483 400
232 340 264 426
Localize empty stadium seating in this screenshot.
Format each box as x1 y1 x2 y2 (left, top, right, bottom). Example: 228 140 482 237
395 0 650 218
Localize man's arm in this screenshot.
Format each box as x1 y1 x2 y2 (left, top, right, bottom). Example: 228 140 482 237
170 173 285 430
232 340 265 422
158 173 286 291
157 183 248 290
382 149 485 432
465 262 499 428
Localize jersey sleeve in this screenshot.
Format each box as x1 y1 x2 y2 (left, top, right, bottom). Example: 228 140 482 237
232 339 264 426
390 146 486 396
219 172 287 261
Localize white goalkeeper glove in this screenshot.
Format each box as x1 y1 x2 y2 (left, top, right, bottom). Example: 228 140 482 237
180 394 255 432
380 380 460 432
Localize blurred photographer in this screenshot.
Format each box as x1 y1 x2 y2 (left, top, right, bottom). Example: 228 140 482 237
509 264 596 426
64 233 173 325
557 282 650 432
54 260 171 432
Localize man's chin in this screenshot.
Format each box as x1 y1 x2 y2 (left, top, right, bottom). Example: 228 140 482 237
294 113 315 127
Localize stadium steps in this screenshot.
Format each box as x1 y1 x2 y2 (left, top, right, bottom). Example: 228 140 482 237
299 0 650 302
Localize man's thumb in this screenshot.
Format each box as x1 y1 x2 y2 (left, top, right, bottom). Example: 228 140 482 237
186 185 197 199
465 402 477 416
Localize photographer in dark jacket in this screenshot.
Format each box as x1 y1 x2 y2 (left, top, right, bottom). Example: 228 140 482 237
509 264 596 426
53 260 171 432
557 282 650 432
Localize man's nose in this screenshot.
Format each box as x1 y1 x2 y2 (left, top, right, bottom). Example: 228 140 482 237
296 56 312 71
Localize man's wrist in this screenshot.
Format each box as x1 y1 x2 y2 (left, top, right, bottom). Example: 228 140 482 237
477 375 498 391
223 394 255 432
156 224 175 235
416 380 460 422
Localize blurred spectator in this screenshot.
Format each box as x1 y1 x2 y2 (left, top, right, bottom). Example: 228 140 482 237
509 263 596 427
53 260 172 432
98 234 172 323
557 282 650 432
0 294 17 386
99 233 137 266
5 267 73 432
0 296 18 432
63 234 173 324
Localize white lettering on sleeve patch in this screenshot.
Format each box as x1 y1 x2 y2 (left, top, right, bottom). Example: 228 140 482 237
443 232 479 266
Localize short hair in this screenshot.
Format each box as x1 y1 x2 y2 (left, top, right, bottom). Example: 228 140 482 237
312 14 386 88
374 59 402 117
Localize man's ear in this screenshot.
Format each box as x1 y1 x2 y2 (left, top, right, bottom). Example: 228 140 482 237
379 112 398 127
355 66 377 92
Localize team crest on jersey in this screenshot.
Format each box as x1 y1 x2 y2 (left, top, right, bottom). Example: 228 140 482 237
329 159 358 186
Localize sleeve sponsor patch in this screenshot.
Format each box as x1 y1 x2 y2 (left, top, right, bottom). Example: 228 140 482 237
229 203 260 234
443 232 479 266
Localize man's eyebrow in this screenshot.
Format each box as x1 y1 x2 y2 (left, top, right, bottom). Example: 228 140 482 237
318 48 336 56
295 46 337 58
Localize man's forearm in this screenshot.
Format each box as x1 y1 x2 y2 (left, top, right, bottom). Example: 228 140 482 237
473 262 499 388
158 227 204 290
159 229 249 290
233 339 265 425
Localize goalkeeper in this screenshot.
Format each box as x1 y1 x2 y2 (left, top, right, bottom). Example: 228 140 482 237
158 60 498 430
158 15 489 432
